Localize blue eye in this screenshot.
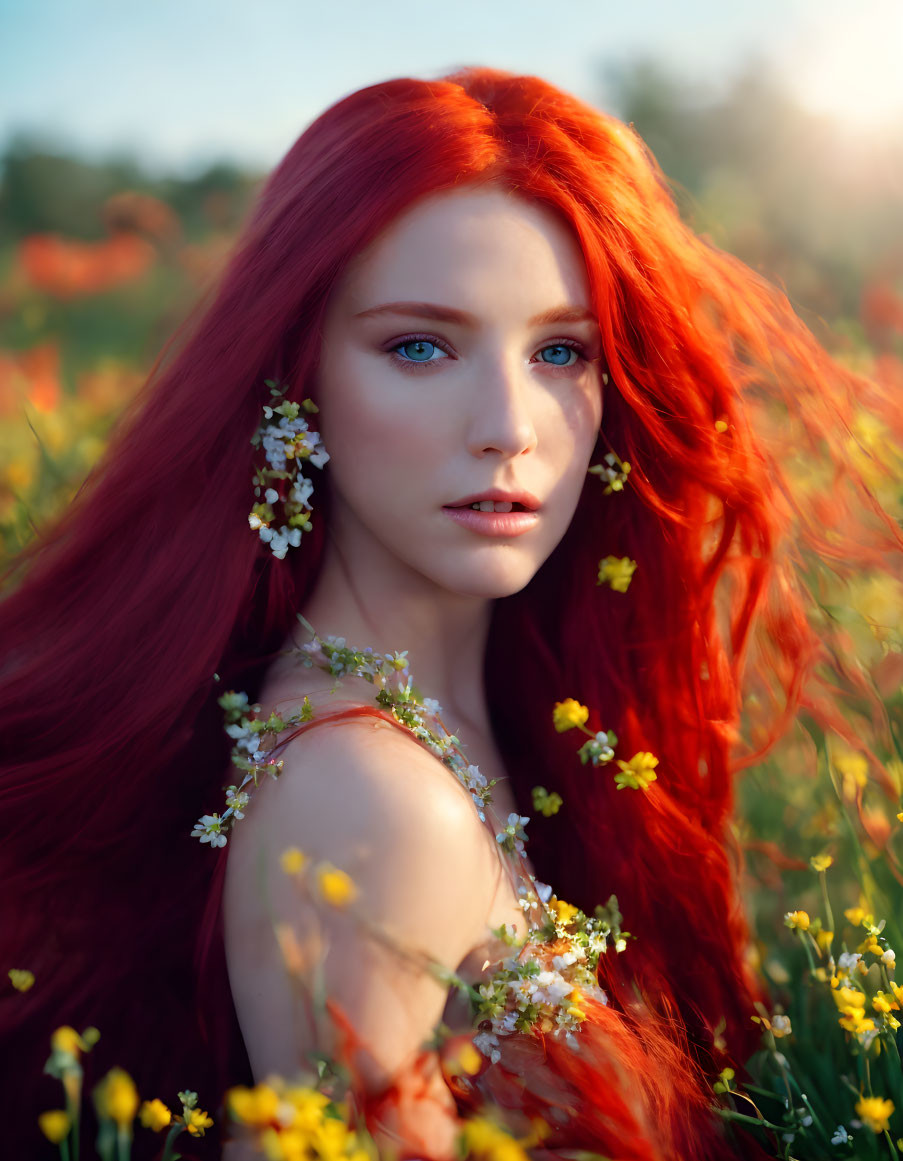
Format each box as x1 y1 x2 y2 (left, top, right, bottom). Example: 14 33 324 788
395 339 446 363
539 345 577 367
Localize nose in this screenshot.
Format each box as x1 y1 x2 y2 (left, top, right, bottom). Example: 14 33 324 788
464 359 539 460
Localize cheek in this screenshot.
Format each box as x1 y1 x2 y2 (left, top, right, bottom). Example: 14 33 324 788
549 383 603 477
317 374 443 499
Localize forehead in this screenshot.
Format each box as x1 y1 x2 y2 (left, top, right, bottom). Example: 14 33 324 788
330 185 592 315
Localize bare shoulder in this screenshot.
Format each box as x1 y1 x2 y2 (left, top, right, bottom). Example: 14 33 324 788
224 709 505 963
222 712 507 1091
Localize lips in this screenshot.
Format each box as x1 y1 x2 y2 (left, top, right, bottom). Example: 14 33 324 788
444 488 541 513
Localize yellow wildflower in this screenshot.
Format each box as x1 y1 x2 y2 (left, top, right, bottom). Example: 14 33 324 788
95 1068 139 1127
51 1026 86 1057
833 986 866 1011
139 1099 172 1131
898 812 903 822
460 1115 530 1161
552 699 589 732
596 555 638 593
714 419 729 433
8 968 35 992
445 1042 483 1077
614 751 659 791
713 1066 735 1094
834 748 868 798
531 786 563 817
873 991 899 1015
38 1110 71 1144
810 853 833 872
890 981 903 1006
549 895 580 925
228 1083 281 1127
314 862 358 908
839 1009 876 1035
183 1107 214 1136
280 847 308 875
855 1095 894 1133
280 1086 330 1131
845 906 867 926
815 929 834 952
784 911 810 932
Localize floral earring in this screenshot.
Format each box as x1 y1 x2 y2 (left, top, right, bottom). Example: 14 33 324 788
247 379 329 560
588 450 631 494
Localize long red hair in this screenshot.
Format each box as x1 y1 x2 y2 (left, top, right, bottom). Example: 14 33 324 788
2 67 899 1159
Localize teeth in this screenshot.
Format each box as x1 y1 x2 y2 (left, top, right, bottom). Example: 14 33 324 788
470 500 515 513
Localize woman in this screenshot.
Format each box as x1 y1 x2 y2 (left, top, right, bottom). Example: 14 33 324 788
1 66 898 1160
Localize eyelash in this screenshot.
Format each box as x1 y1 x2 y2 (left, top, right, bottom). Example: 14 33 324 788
385 333 591 374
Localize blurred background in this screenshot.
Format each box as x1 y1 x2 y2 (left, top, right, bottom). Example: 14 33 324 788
3 1 903 1143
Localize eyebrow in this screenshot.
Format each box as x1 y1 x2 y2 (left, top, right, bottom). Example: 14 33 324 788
352 300 597 327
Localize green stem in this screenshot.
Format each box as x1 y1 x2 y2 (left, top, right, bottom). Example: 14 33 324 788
798 1091 830 1143
116 1128 130 1161
60 1137 71 1161
800 932 818 977
819 871 836 939
713 1107 785 1132
886 1130 900 1161
160 1124 184 1161
741 1083 787 1100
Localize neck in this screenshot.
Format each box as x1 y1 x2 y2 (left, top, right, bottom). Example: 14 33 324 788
295 525 494 730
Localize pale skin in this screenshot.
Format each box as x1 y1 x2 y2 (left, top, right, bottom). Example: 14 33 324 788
223 184 605 1158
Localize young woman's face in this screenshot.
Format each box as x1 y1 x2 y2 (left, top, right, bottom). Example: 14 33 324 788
314 185 605 599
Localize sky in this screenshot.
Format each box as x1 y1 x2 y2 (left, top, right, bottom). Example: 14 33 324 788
1 0 902 177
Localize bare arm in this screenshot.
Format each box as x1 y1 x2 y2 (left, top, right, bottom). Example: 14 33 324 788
222 714 505 1158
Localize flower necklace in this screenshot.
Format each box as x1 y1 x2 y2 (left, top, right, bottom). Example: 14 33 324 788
193 618 628 1057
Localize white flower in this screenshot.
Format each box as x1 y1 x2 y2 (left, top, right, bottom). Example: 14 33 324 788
533 879 553 904
248 513 265 531
499 1010 519 1033
882 948 896 965
226 790 250 819
305 432 330 469
191 814 227 847
421 697 442 716
464 764 487 789
771 1014 792 1036
290 476 315 507
837 951 862 972
473 1031 500 1064
532 970 573 1006
552 951 579 971
831 1125 851 1145
265 526 302 560
264 487 279 504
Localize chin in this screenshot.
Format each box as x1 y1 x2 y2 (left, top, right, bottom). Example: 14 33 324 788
431 558 540 601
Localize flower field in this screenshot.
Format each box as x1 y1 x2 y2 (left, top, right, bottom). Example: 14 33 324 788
3 67 903 1159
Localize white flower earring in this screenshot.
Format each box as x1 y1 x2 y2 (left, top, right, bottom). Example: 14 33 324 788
248 379 329 559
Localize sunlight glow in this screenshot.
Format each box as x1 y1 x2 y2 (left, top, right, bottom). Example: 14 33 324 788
790 1 903 128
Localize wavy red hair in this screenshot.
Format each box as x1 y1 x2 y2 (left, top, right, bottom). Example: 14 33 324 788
2 67 900 1159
